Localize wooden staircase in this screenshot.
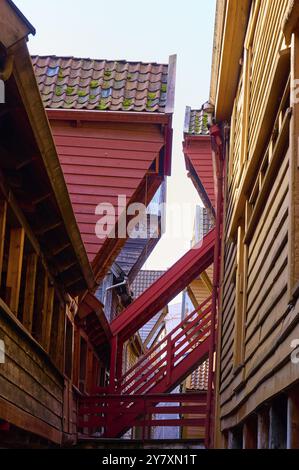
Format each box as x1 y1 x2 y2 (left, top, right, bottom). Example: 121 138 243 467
78 296 212 438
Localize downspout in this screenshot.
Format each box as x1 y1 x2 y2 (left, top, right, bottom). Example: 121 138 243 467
205 123 224 448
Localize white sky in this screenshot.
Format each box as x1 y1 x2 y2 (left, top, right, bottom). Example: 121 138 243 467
16 0 216 271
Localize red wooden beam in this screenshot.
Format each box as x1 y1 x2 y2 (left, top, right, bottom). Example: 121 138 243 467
111 229 216 341
103 339 210 437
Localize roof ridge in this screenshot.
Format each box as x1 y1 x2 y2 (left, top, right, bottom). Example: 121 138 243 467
32 55 172 113
31 54 169 67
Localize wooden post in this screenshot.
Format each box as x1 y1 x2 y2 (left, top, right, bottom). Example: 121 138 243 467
287 388 299 449
109 335 118 393
22 253 38 333
289 29 299 299
33 269 48 343
86 347 94 394
233 223 246 367
42 285 55 352
72 327 80 389
166 337 172 386
257 408 270 449
227 427 242 449
269 398 287 449
6 227 25 316
56 304 66 371
0 200 7 286
243 416 257 449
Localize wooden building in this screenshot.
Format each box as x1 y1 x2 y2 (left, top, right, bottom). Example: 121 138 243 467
211 0 299 449
0 0 176 448
0 0 112 447
32 54 175 284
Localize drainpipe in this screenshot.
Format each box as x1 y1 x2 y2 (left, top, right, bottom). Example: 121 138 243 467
205 123 224 448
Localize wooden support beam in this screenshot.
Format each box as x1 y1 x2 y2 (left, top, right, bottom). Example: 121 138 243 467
243 415 257 449
0 200 7 286
56 304 66 371
22 253 38 333
32 267 47 343
257 408 270 449
287 388 299 449
42 285 55 352
289 29 299 300
6 227 25 316
73 327 80 389
35 220 62 236
86 347 94 394
233 223 246 368
201 270 213 292
227 427 243 449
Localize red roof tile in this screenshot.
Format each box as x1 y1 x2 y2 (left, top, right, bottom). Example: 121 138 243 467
32 55 172 113
186 359 209 391
183 103 216 213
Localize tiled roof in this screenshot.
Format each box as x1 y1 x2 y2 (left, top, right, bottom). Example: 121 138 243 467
186 359 209 391
32 55 170 112
132 270 166 343
132 270 165 299
184 102 213 135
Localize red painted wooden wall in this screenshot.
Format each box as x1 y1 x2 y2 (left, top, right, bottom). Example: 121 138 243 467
184 135 216 210
49 118 165 269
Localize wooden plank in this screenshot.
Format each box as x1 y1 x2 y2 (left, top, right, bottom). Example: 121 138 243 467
233 224 245 367
243 416 257 448
86 347 94 394
0 200 7 286
33 267 47 344
257 408 270 449
0 395 62 445
56 304 66 371
42 285 55 352
22 253 38 333
289 30 299 299
6 227 25 316
287 388 299 449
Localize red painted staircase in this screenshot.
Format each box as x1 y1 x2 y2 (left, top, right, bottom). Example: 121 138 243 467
111 228 216 342
78 296 212 438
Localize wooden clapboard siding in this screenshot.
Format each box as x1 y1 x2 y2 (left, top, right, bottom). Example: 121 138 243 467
215 0 294 438
50 120 165 264
0 302 64 444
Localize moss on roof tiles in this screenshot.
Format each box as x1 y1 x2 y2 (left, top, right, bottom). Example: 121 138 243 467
32 55 170 113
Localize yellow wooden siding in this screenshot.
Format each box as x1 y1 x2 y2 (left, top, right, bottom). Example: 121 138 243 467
216 0 294 435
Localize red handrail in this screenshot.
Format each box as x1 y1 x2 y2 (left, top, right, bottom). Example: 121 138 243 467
121 306 212 395
120 295 212 382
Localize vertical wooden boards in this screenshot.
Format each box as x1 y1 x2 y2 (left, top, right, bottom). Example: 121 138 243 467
257 408 270 449
42 285 55 353
32 266 47 343
289 29 299 299
0 200 7 286
22 253 38 333
233 224 245 368
287 388 299 449
6 227 25 316
243 415 257 448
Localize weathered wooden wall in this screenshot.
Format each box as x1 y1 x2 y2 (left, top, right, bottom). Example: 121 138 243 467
0 302 64 444
50 119 165 265
216 0 299 443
